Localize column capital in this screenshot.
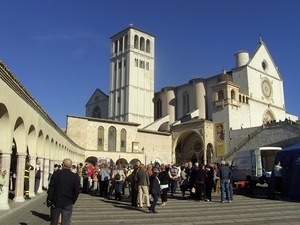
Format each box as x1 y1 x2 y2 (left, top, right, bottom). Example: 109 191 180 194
16 153 28 157
0 150 12 155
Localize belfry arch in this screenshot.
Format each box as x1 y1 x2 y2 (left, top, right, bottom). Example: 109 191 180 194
174 130 205 165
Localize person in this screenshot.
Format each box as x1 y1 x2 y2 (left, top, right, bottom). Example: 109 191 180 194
0 170 7 194
35 160 42 194
147 164 153 177
274 160 282 195
213 163 219 193
99 164 110 197
92 168 99 194
180 166 189 200
125 165 134 198
190 162 199 199
135 164 150 208
129 164 139 207
48 164 59 183
195 164 207 202
217 160 232 203
168 164 180 196
158 164 169 206
47 158 80 225
111 165 125 201
24 160 34 199
217 124 224 140
226 161 233 200
205 164 214 201
149 168 160 213
71 165 77 174
77 163 84 189
82 163 91 194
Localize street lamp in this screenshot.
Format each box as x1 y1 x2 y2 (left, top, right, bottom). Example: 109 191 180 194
142 147 146 164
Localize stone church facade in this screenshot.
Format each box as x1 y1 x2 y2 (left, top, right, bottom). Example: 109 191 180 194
75 26 298 166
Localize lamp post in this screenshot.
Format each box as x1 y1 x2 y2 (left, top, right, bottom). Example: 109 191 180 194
142 147 146 165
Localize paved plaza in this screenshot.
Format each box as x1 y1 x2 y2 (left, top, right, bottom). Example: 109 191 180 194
1 186 299 225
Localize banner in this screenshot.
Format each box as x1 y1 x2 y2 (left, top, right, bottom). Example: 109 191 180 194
215 122 225 157
97 157 112 165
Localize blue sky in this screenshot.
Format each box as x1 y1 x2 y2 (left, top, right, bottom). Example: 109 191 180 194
1 1 300 128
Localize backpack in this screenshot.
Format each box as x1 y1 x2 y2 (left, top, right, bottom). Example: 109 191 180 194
114 172 121 181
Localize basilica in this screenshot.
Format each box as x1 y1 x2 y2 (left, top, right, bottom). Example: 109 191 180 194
1 25 300 209
67 26 299 166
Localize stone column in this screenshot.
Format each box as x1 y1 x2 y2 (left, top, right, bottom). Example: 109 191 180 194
43 158 50 190
49 160 55 175
0 151 12 210
29 155 37 197
14 153 26 202
37 157 44 194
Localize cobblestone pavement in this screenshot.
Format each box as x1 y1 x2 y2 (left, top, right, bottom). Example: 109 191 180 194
1 186 300 225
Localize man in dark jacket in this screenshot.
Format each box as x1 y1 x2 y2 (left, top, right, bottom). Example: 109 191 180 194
47 158 80 225
217 160 232 203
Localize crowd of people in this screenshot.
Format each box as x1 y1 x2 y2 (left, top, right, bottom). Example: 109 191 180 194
43 159 235 224
60 160 234 210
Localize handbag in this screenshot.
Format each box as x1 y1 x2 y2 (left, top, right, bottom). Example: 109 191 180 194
191 187 196 193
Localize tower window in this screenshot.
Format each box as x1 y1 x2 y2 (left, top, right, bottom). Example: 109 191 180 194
218 91 224 100
134 35 138 49
92 106 101 118
97 126 104 151
231 90 235 100
119 37 123 51
139 60 145 69
124 35 128 49
156 99 162 119
108 126 116 152
114 40 118 53
120 128 126 152
146 39 150 53
140 37 145 51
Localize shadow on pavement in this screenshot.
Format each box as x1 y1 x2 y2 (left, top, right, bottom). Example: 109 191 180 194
30 210 51 221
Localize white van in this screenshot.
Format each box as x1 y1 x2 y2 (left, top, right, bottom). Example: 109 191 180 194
230 147 282 185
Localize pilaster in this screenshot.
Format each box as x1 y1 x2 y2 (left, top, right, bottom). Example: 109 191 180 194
29 156 37 197
0 151 12 210
14 153 26 202
43 158 50 190
37 157 44 194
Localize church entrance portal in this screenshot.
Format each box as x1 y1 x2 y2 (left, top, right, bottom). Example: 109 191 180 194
175 131 204 166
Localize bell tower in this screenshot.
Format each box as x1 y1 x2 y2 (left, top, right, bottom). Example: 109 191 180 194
108 25 155 127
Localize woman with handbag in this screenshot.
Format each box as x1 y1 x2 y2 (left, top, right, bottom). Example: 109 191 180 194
180 166 189 200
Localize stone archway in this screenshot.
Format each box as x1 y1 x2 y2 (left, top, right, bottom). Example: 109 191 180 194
263 109 276 124
175 131 205 165
130 158 141 165
116 158 128 166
